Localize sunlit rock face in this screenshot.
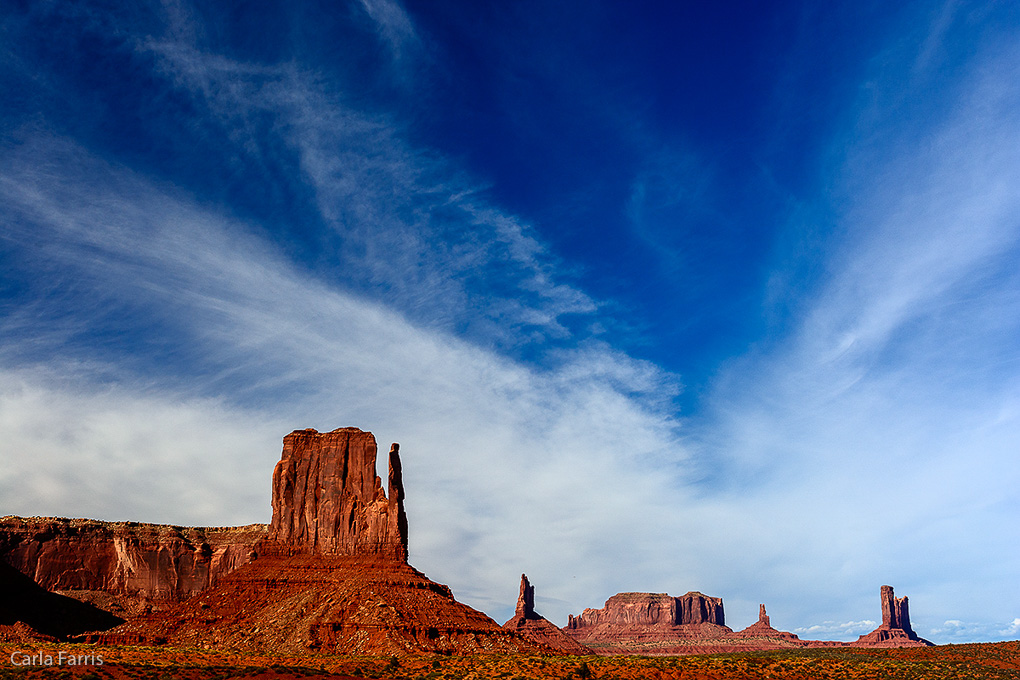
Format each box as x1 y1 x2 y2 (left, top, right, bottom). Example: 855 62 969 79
567 591 726 629
270 427 408 561
0 517 265 615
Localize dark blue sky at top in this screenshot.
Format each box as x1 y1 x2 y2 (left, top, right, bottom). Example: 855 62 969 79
0 0 1012 406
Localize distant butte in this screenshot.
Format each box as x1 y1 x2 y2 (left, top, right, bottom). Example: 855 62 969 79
563 591 737 655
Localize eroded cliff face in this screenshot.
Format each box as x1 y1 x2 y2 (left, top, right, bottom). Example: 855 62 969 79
269 428 408 561
563 591 735 655
0 517 266 614
567 591 726 629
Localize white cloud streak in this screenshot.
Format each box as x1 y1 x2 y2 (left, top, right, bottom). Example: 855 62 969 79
692 14 1020 642
139 36 595 350
0 134 686 624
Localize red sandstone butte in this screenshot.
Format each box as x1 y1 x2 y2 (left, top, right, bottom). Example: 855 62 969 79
502 574 589 654
856 585 932 647
100 427 541 654
270 428 407 561
564 591 738 655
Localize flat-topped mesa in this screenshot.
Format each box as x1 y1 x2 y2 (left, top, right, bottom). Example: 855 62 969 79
567 591 725 629
269 428 407 561
856 585 932 647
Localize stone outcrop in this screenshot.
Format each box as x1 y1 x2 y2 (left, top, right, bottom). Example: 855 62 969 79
567 591 726 629
517 572 536 619
270 428 407 561
0 516 265 617
502 574 589 654
101 552 539 654
564 591 734 655
730 604 803 645
856 586 932 647
96 427 544 654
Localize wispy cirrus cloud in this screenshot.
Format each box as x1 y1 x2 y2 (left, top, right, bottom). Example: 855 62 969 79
692 9 1020 641
138 36 596 351
357 0 420 64
0 133 687 622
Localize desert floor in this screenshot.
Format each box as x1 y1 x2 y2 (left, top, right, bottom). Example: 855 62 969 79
1 641 1018 679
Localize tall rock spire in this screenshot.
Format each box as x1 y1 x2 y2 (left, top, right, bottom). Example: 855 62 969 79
516 573 536 619
856 585 930 646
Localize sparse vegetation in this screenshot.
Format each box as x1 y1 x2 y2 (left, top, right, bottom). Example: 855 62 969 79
1 642 1018 679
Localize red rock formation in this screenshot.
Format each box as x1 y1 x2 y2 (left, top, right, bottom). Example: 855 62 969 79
270 428 407 561
856 586 932 647
502 574 589 654
729 604 803 646
0 517 265 617
96 427 544 655
564 591 734 655
0 559 124 640
517 572 536 619
101 552 539 654
567 591 726 629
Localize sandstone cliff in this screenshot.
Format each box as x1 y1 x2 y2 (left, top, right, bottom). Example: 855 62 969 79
564 591 734 655
567 591 726 629
856 585 932 647
0 516 265 617
502 574 589 654
270 428 408 561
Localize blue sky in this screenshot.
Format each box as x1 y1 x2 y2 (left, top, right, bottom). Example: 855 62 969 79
1 0 1019 644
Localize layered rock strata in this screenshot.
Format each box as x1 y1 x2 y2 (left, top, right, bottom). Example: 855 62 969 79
0 517 265 617
564 592 735 655
567 591 726 629
502 574 589 654
856 586 932 647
